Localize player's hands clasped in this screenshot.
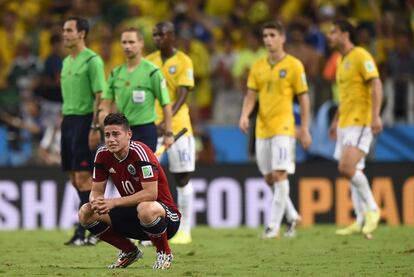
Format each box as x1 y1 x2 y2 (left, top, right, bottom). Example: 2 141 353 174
91 196 114 215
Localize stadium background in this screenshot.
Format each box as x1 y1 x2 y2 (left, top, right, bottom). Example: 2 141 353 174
0 0 413 230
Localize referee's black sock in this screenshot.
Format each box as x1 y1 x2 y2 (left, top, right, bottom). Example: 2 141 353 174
78 190 91 206
75 190 91 238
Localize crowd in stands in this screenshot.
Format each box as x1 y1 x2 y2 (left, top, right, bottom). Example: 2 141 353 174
0 0 413 166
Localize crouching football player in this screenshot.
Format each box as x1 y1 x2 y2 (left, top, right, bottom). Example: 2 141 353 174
79 113 180 269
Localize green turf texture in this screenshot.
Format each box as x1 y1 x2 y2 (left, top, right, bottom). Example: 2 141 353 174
0 225 413 276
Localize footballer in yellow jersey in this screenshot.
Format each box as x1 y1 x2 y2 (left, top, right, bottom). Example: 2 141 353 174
147 50 194 136
240 21 311 239
147 22 196 245
336 46 379 128
328 19 382 237
247 54 308 139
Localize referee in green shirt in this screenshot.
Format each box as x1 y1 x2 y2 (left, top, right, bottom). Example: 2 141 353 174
99 27 173 151
61 17 106 246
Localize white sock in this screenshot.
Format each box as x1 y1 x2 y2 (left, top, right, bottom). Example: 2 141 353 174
176 181 193 235
268 180 289 233
351 184 365 226
351 170 378 211
285 193 299 223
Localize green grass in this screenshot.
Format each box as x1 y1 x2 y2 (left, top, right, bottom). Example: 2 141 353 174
0 225 413 276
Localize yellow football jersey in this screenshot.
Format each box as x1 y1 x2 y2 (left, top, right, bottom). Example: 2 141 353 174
336 47 379 128
146 50 195 136
247 54 308 139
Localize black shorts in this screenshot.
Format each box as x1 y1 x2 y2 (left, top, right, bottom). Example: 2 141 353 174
61 114 95 172
130 122 157 152
109 202 180 240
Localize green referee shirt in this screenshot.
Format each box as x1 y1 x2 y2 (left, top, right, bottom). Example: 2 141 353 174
61 48 106 115
104 59 170 126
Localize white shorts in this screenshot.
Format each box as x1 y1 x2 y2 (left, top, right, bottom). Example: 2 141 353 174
334 126 373 170
256 135 296 175
158 135 196 173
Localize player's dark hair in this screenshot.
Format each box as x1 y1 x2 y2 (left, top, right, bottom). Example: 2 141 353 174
333 19 356 44
262 20 286 35
155 21 175 34
104 113 130 130
64 16 89 39
121 27 144 40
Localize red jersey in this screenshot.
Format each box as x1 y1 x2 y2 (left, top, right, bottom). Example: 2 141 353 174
93 140 179 215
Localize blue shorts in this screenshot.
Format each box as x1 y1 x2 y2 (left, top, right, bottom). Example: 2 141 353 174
109 203 180 240
130 122 157 152
61 114 94 172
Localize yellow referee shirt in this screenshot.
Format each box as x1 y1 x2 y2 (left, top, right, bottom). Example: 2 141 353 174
336 47 379 128
247 54 308 139
146 50 195 136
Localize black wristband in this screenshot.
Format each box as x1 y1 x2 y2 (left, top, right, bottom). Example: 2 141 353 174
165 131 173 137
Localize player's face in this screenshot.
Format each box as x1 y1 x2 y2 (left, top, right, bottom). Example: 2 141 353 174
262 28 285 52
121 31 144 60
328 25 343 49
62 20 83 49
153 26 172 50
104 125 132 154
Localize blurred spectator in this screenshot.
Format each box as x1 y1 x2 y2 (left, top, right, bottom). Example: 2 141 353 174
286 21 324 81
0 98 43 165
38 18 63 61
323 51 341 103
38 115 62 166
34 34 64 127
89 23 124 77
177 23 212 120
387 29 414 121
232 28 266 93
211 37 236 90
211 38 242 125
286 21 325 111
8 38 43 105
0 10 25 77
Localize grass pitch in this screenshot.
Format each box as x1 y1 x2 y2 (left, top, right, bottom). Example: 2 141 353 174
1 225 413 276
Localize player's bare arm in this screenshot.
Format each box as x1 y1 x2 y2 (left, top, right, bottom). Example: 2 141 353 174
370 77 383 135
329 110 339 140
95 180 159 215
89 92 103 150
297 93 312 149
172 87 191 115
157 87 189 136
98 99 113 126
90 180 106 213
239 89 257 133
162 104 174 146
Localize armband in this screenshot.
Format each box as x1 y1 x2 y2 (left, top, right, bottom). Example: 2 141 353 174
165 131 174 137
